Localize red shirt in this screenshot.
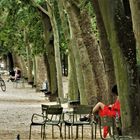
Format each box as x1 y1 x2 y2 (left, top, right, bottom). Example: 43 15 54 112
99 99 120 117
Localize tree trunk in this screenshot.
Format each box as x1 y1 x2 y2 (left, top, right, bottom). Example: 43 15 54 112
90 0 116 104
68 47 79 100
26 43 33 83
64 1 87 104
46 1 64 98
129 0 140 135
64 1 97 104
13 54 27 77
129 0 140 64
79 8 108 103
98 0 140 137
7 52 14 72
57 0 79 100
33 55 37 86
41 12 57 95
35 55 47 91
24 28 33 83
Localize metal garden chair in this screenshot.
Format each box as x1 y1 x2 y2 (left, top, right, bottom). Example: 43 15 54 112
97 115 124 140
29 104 61 140
64 105 97 139
29 105 47 140
43 106 63 139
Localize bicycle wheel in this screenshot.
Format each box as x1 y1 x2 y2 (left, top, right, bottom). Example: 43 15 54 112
0 80 6 92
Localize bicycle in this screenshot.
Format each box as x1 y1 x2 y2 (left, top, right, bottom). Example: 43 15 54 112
0 75 6 92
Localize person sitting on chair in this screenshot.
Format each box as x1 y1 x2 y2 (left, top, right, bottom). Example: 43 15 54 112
80 85 122 138
7 67 21 82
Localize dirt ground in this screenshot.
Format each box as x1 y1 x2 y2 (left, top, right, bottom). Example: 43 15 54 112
0 75 101 140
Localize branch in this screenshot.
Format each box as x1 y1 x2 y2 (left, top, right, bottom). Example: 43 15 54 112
67 0 80 8
30 0 50 16
80 0 89 8
45 0 52 10
67 0 89 9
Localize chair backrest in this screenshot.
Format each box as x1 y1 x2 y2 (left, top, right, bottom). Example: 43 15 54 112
99 116 114 126
71 105 93 122
41 104 49 117
46 107 63 122
41 104 61 118
47 107 63 115
73 105 92 114
42 104 48 111
68 100 80 108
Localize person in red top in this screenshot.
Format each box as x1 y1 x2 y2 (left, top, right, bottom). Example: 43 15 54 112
97 85 120 118
80 85 122 138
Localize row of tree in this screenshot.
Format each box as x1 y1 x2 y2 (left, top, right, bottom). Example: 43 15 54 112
0 0 140 137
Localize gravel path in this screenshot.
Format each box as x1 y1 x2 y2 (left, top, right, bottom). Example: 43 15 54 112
0 76 101 140
0 78 48 140
0 76 70 140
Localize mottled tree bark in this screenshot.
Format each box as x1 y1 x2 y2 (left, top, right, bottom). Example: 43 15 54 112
32 56 37 86
41 12 57 95
90 0 116 104
57 0 79 100
24 29 33 83
98 0 140 137
46 1 64 98
26 43 33 83
129 0 140 63
64 1 97 104
129 0 140 108
79 8 108 103
35 55 47 91
13 54 27 77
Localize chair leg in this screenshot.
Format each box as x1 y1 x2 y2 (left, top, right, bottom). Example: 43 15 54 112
64 125 66 139
71 125 73 139
91 124 93 140
95 124 97 139
60 125 62 138
29 125 32 140
76 126 78 139
65 125 70 139
41 125 42 138
68 126 70 139
52 125 54 138
59 125 63 138
43 124 46 140
82 125 83 139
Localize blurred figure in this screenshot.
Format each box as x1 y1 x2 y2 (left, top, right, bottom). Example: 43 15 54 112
0 62 4 70
16 134 20 140
7 67 21 82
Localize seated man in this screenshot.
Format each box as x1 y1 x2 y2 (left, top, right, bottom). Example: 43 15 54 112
40 80 48 94
80 85 122 138
8 67 21 82
14 67 21 80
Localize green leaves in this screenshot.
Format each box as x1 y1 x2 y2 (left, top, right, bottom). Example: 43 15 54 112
0 0 45 57
0 0 68 57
